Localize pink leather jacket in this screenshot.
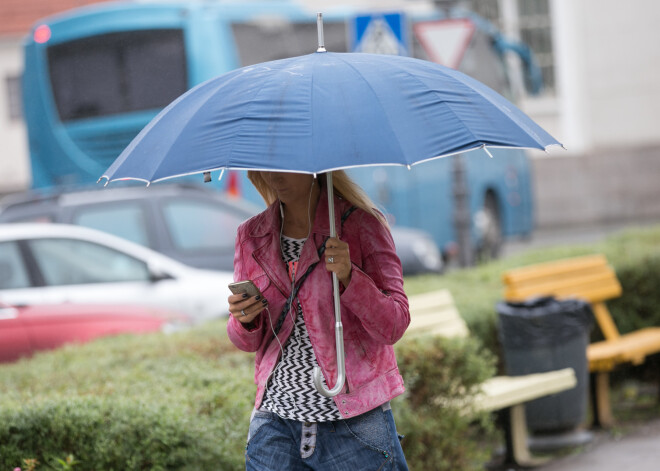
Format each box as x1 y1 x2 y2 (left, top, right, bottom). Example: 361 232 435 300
227 193 410 419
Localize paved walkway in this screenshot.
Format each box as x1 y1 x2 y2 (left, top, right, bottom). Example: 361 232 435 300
533 418 660 471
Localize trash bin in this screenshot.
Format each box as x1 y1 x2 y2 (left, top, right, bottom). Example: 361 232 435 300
497 296 594 433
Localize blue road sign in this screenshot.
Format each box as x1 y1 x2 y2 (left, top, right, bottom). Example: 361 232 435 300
351 12 408 56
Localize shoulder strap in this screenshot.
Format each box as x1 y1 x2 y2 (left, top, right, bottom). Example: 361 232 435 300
272 205 357 336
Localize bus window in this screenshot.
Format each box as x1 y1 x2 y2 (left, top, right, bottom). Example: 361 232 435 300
231 22 348 67
47 29 187 121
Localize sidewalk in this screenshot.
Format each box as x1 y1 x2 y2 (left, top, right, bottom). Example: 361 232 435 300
532 418 660 471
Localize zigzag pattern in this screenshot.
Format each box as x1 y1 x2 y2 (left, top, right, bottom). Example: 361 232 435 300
260 235 342 422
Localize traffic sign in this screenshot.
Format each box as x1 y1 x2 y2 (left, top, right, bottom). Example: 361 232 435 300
351 12 408 56
413 18 475 69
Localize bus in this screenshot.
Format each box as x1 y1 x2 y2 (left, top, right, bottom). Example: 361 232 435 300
21 1 541 262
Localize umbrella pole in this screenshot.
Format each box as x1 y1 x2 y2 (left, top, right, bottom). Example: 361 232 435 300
312 172 346 398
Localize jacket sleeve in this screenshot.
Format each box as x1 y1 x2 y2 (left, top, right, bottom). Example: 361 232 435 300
340 211 410 345
226 224 266 352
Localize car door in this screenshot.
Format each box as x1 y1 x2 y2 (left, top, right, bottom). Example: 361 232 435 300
0 305 32 362
14 237 188 315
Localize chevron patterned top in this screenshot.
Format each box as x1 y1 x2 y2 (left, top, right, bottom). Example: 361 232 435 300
260 235 342 422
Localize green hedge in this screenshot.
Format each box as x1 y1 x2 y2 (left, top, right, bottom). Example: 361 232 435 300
0 330 255 470
0 322 497 469
393 336 497 470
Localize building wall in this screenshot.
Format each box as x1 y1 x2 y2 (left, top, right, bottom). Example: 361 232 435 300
522 0 660 228
0 0 113 35
542 0 660 154
582 0 660 148
0 37 30 191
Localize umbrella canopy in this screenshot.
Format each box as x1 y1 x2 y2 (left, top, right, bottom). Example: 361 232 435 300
101 51 560 184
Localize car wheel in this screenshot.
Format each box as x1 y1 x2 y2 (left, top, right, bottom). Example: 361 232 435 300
475 192 502 262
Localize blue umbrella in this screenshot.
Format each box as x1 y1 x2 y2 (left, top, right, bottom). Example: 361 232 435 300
102 52 560 184
101 15 561 398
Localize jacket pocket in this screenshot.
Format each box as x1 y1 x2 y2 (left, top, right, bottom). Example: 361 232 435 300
350 335 377 370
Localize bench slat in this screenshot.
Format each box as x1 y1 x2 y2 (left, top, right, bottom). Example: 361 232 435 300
475 368 577 412
505 276 622 303
502 254 608 284
406 291 469 339
588 327 660 370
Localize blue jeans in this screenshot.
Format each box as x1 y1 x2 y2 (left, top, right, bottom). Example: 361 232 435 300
245 405 408 470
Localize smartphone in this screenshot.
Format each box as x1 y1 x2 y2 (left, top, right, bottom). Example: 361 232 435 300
228 280 262 298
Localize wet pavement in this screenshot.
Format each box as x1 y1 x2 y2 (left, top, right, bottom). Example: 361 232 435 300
487 417 660 471
532 418 660 471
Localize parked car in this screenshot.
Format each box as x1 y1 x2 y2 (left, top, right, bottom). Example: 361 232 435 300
0 301 187 363
0 183 442 274
0 223 234 323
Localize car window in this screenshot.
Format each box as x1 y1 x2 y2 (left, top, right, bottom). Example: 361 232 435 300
162 199 244 251
28 238 150 285
0 242 31 289
72 204 149 246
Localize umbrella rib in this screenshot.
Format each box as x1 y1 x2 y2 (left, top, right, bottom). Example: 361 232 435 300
385 55 547 154
391 58 485 154
335 54 492 161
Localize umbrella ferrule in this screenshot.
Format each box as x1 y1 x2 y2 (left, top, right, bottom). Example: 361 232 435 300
316 13 327 53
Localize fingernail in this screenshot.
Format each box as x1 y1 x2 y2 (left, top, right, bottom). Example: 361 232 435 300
242 293 248 299
255 295 261 301
262 299 268 305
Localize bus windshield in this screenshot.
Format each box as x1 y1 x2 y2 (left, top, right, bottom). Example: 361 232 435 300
47 29 187 121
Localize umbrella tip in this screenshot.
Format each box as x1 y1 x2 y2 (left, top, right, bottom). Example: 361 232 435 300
316 13 326 53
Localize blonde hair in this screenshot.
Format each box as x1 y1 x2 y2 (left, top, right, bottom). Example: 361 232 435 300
247 170 388 227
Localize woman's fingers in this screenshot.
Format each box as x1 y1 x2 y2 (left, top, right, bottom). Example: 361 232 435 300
228 294 268 323
325 237 352 286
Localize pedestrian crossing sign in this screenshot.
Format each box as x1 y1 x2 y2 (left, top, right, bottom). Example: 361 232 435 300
351 12 409 56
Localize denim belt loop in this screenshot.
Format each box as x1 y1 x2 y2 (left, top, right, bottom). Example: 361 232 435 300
300 422 318 459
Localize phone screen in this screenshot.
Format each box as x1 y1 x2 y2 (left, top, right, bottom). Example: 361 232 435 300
228 281 261 298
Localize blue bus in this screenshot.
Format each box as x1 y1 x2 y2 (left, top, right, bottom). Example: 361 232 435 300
21 1 540 261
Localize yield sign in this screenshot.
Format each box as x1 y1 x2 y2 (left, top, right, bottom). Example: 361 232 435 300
413 18 475 69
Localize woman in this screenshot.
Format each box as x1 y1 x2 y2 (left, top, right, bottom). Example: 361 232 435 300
227 170 410 470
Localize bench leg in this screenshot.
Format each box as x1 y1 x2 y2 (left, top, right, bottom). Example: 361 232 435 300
590 372 614 428
500 404 549 468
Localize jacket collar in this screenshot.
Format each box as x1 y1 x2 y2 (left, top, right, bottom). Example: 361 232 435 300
249 186 345 240
249 187 346 295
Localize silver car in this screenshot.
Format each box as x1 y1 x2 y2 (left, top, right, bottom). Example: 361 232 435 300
0 183 442 275
0 223 233 323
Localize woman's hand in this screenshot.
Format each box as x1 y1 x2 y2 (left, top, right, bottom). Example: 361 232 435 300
325 237 352 287
228 293 267 324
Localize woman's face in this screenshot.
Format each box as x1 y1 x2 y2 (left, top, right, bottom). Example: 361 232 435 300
261 172 316 204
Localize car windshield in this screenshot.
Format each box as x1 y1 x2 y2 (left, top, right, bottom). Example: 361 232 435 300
73 203 149 246
161 199 246 251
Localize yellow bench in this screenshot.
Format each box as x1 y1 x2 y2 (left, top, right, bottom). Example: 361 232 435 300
407 290 577 467
502 254 660 428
